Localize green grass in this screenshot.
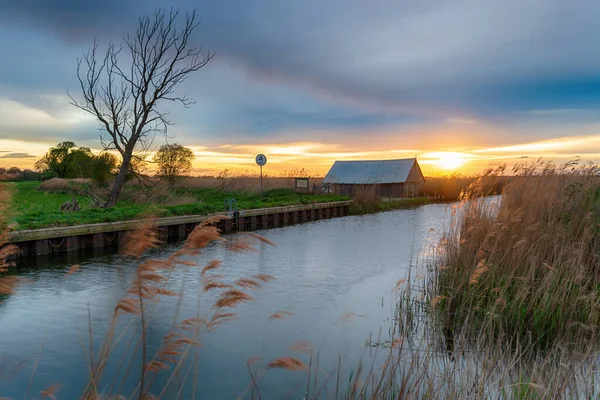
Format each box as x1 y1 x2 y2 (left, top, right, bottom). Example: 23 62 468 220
349 197 431 215
8 181 349 230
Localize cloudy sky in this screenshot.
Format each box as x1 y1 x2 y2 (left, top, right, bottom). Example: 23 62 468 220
1 0 600 175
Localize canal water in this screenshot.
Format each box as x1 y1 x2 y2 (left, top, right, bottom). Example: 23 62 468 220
0 203 452 399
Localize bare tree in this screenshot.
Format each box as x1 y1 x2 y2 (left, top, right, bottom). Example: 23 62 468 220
70 9 213 207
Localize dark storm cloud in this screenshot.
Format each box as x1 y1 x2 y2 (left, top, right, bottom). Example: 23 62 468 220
2 0 600 143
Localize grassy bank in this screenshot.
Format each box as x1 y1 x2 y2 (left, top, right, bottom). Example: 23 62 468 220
8 181 348 230
349 197 432 215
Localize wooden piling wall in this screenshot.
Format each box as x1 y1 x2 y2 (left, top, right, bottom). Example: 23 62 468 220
6 201 352 257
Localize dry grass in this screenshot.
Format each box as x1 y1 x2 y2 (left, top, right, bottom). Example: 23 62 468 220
39 178 70 192
38 178 93 194
435 160 600 350
178 171 323 193
420 173 508 201
419 174 477 200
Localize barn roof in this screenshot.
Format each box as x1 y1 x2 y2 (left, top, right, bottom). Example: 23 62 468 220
323 158 422 184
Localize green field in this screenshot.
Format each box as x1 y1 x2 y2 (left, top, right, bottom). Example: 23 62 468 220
7 181 349 230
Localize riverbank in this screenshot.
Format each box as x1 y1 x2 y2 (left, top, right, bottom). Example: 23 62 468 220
349 197 432 215
8 181 349 230
9 181 439 230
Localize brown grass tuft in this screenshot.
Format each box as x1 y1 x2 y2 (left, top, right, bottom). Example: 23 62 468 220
251 274 276 283
120 223 161 258
227 239 257 253
201 260 222 275
40 383 62 399
235 278 262 289
266 357 307 371
290 340 313 354
214 289 254 309
115 298 141 315
268 310 293 320
246 356 261 365
66 264 81 275
468 260 488 285
341 312 367 321
0 276 19 295
395 279 407 290
183 225 223 253
203 281 233 292
249 233 276 247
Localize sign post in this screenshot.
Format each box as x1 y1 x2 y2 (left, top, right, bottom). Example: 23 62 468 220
255 154 267 193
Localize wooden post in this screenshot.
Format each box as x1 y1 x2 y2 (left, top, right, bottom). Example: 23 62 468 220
118 231 128 250
66 236 79 252
273 213 280 227
251 216 257 231
224 218 233 234
93 234 105 248
177 224 186 239
238 217 245 232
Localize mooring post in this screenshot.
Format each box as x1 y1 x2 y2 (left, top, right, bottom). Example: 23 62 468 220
117 231 128 250
93 234 105 248
224 218 233 234
177 224 186 239
66 236 79 252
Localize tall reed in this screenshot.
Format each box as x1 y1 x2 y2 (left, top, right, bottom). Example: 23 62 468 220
435 160 600 350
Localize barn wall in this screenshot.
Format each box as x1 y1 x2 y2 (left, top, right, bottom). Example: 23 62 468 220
378 183 403 198
407 163 426 183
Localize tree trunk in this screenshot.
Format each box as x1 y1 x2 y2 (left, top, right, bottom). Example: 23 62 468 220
105 151 132 208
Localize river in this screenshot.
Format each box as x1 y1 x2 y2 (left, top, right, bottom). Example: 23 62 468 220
0 203 452 399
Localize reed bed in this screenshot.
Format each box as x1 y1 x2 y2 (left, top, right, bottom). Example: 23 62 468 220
435 160 600 350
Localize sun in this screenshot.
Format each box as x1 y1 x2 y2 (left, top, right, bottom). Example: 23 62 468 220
434 152 468 171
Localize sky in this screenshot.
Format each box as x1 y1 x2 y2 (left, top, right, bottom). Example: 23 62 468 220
1 0 600 176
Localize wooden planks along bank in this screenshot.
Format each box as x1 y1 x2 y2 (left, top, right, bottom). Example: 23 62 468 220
6 201 352 257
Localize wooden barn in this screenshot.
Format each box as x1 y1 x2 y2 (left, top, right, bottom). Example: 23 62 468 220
322 158 425 199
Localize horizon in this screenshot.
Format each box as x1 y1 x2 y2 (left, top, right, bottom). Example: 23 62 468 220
2 2 600 176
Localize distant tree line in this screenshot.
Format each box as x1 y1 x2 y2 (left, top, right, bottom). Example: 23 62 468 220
32 141 195 188
0 166 42 181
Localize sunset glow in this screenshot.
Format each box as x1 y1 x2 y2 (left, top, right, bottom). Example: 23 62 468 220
424 152 471 171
